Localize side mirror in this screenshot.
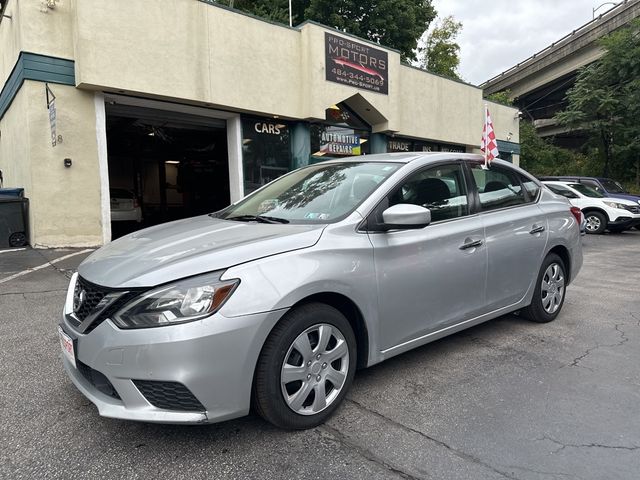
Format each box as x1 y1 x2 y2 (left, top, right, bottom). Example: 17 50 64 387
382 204 431 230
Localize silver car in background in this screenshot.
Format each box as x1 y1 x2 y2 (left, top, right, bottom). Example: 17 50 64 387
58 153 582 429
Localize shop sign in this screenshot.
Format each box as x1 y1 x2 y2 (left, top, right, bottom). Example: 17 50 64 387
387 140 411 152
389 137 466 154
325 32 388 95
320 131 361 156
254 122 286 135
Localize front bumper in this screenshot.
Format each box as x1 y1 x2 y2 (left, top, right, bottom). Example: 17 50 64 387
608 216 640 229
59 307 286 424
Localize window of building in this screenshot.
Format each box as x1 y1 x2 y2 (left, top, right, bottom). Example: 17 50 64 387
310 103 370 161
241 117 292 194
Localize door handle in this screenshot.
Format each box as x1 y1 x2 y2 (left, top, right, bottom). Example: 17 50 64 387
530 224 545 234
459 239 483 250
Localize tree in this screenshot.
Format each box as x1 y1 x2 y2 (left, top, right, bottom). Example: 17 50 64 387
519 122 592 176
555 19 640 183
419 15 462 80
225 0 437 63
227 0 292 24
485 90 513 106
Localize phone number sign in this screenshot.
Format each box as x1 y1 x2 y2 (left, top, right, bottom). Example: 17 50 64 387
325 32 388 95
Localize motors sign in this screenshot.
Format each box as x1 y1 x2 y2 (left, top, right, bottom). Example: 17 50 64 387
325 33 388 95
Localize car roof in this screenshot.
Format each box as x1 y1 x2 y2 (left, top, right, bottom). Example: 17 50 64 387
320 152 497 164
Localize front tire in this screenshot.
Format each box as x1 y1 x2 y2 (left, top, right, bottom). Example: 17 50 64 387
253 303 356 430
521 253 566 323
584 211 606 234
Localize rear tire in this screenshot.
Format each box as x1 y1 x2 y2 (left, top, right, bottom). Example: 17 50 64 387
521 253 566 323
584 211 606 234
253 303 356 430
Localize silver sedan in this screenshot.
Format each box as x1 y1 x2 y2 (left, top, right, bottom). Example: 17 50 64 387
58 153 583 429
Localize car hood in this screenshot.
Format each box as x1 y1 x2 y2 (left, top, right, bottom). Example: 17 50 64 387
78 215 325 288
607 193 640 204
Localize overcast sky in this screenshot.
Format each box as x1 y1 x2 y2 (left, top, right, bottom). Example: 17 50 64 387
429 0 618 85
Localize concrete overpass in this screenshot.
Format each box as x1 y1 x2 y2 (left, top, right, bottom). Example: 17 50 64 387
481 0 640 144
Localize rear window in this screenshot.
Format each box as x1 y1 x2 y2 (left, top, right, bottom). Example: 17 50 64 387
110 189 134 198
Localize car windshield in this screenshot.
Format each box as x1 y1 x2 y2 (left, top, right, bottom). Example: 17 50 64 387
568 183 604 198
599 178 627 193
216 162 401 224
110 189 133 198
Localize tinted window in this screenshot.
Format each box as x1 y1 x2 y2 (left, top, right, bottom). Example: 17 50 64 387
568 183 604 198
546 184 578 198
470 164 526 211
599 178 626 193
389 163 469 222
580 179 605 194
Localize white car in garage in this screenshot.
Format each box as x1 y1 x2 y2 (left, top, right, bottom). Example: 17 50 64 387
110 188 142 223
543 181 640 234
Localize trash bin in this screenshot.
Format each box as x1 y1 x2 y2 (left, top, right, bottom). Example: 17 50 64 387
0 187 25 198
0 195 29 247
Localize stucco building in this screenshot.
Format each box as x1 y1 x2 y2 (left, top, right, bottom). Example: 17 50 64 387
0 0 520 247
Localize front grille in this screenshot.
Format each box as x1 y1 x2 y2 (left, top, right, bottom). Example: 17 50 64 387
69 276 141 333
625 205 640 214
74 276 107 321
133 380 205 412
77 361 121 399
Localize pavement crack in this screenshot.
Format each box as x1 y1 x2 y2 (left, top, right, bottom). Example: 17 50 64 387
345 398 520 480
34 249 75 280
318 424 425 480
567 323 628 368
537 435 640 453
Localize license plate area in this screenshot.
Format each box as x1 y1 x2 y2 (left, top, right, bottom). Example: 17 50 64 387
58 325 76 368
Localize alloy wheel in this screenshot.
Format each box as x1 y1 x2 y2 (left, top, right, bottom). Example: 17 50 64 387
280 323 349 415
585 215 601 232
541 263 565 314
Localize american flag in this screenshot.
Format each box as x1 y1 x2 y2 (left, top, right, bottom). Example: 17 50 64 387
481 105 499 166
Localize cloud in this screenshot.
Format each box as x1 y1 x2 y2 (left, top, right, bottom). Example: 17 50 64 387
430 0 604 85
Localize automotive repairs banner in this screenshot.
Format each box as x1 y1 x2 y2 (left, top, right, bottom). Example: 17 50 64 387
325 32 388 95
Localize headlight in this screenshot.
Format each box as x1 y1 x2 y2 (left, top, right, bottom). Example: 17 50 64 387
112 271 239 329
603 201 627 210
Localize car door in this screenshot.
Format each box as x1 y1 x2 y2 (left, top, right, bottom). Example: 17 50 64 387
469 164 548 311
366 162 487 351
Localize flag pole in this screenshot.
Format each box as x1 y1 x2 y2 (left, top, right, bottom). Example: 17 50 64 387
484 104 488 168
289 0 293 27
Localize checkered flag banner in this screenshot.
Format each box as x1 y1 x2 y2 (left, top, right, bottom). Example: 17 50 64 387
481 105 499 166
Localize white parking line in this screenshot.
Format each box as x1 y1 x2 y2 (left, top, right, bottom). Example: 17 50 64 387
0 249 93 285
0 248 27 254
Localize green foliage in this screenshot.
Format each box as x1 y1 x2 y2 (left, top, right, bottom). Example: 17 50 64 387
484 90 514 106
227 0 292 24
419 15 462 80
519 122 595 176
224 0 437 63
555 19 640 185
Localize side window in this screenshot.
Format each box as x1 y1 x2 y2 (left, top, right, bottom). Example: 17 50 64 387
389 163 469 222
582 180 604 194
470 164 526 211
519 174 541 201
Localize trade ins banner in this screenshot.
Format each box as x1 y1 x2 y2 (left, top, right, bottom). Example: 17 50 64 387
325 33 388 95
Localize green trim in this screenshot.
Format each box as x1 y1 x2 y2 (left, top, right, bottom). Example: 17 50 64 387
497 139 520 155
0 52 75 120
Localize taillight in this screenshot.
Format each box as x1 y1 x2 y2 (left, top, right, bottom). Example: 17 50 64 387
570 206 582 224
133 197 139 208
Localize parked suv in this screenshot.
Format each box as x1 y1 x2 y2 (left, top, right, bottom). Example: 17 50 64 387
543 181 640 234
538 176 640 205
59 154 582 429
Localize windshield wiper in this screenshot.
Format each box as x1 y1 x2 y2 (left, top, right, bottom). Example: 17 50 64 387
226 214 290 224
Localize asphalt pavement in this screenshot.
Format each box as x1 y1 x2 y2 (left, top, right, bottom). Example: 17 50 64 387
1 232 639 480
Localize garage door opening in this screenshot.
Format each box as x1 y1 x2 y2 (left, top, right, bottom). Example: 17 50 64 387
105 104 230 238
